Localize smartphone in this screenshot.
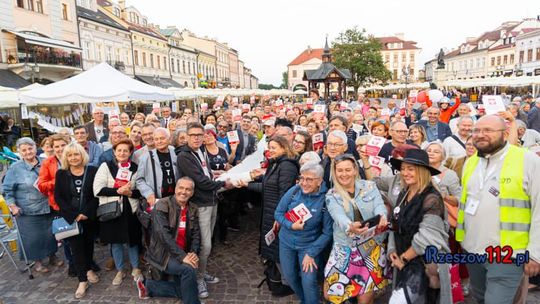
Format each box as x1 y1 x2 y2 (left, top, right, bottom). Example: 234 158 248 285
362 214 381 227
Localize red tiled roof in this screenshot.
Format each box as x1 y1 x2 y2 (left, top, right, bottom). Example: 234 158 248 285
126 21 166 40
490 43 514 51
288 48 323 66
377 37 419 50
522 28 540 34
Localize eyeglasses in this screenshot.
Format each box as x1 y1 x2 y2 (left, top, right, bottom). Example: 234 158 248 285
293 139 306 145
188 133 204 138
299 176 319 183
327 142 345 148
472 128 505 135
393 130 409 134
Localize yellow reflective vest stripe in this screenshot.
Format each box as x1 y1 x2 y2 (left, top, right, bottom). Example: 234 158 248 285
456 145 530 250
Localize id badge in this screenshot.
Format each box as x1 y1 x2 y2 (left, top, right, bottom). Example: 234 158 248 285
465 198 480 216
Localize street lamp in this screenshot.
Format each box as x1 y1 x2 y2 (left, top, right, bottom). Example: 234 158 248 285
401 64 411 97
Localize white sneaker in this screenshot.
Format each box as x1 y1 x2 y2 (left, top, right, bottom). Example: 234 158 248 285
131 268 143 281
197 279 209 298
204 273 220 284
112 271 126 286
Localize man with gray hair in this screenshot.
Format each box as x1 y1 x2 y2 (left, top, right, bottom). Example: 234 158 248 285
136 127 179 207
417 106 452 142
516 119 540 148
85 107 107 142
321 130 353 188
274 126 294 142
443 116 474 159
98 125 127 164
528 98 540 132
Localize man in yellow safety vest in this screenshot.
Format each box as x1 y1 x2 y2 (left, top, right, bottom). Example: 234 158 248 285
456 115 540 304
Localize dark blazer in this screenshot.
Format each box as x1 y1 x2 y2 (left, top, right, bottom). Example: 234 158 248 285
232 129 257 165
54 166 99 224
176 145 225 207
417 120 452 142
85 121 108 143
528 107 540 133
248 156 299 262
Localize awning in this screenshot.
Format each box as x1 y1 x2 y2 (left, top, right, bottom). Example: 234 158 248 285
135 75 184 89
0 69 30 89
2 30 81 53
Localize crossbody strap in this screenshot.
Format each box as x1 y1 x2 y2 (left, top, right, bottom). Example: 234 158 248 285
149 150 158 198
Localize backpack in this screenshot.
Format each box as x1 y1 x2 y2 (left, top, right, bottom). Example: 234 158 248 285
257 260 294 297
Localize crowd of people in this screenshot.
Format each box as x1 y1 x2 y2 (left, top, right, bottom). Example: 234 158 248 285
3 87 540 304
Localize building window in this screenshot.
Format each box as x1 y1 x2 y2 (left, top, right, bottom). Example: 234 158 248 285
27 0 34 11
182 60 185 74
157 55 160 69
142 18 147 26
142 52 147 67
193 63 195 75
135 15 140 25
163 57 167 70
402 53 406 63
393 69 398 80
510 54 514 64
176 60 180 74
83 41 91 59
503 55 508 65
115 49 120 62
491 57 495 66
519 51 524 63
134 50 139 66
96 44 102 61
171 58 175 72
113 7 120 16
536 48 540 61
36 0 43 13
410 54 414 63
106 46 112 61
17 0 24 8
292 70 297 78
62 3 68 20
528 49 533 62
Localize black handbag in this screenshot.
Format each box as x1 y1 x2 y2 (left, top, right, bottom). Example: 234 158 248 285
96 200 122 222
136 150 157 229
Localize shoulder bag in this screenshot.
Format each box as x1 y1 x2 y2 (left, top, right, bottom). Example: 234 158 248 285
96 165 123 222
52 169 87 240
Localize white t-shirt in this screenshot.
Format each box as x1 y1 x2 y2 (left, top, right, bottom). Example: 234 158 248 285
443 135 467 159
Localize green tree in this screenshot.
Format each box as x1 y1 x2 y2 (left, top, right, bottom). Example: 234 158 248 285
258 83 278 90
332 27 391 96
281 71 288 89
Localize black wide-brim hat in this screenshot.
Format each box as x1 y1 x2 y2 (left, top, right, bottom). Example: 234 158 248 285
390 148 441 176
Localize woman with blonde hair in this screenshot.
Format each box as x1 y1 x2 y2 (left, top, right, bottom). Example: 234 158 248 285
388 149 451 303
324 154 388 304
408 124 428 149
54 142 99 298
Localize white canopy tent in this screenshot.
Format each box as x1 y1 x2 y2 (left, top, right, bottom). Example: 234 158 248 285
166 87 294 100
362 82 431 91
20 62 174 105
0 83 43 109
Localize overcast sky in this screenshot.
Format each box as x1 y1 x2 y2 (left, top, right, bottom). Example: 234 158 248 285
129 0 539 86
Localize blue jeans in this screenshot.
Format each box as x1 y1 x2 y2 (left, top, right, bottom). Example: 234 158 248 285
145 258 200 304
279 244 320 304
111 243 139 271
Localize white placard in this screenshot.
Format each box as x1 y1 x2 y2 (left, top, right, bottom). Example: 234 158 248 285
381 108 391 117
352 123 363 133
314 105 326 113
294 125 307 133
201 103 208 111
340 101 348 111
264 229 276 246
409 90 418 98
366 136 386 156
152 103 160 110
21 105 29 119
232 109 242 122
232 97 239 105
227 130 240 145
482 95 505 115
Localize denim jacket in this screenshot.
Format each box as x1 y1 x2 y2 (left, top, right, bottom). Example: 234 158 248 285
274 183 333 258
326 179 387 247
3 158 50 215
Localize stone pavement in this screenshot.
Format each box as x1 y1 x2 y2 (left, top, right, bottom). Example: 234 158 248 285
2 204 540 303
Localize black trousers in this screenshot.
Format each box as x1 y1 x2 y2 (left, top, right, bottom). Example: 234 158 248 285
68 220 97 282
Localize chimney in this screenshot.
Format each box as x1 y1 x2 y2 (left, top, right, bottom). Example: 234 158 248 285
307 45 311 54
395 33 404 40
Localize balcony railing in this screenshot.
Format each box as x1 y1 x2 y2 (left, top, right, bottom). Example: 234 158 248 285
5 48 81 68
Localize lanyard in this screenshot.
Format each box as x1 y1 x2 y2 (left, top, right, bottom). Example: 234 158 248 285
477 149 508 191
